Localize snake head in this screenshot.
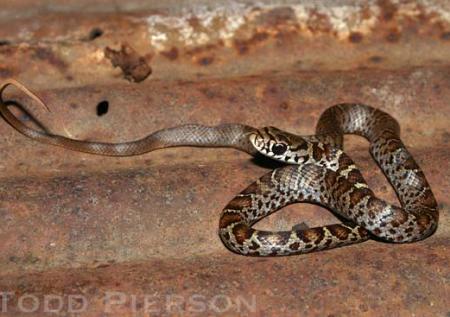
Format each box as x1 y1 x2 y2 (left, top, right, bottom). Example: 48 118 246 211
249 127 310 164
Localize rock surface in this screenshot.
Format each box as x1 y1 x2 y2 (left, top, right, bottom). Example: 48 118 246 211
0 1 449 316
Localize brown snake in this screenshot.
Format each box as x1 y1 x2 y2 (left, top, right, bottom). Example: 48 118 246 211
0 80 439 256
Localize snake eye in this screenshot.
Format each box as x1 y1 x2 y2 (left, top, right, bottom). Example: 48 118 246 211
271 143 288 155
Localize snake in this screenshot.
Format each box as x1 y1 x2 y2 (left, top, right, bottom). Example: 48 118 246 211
0 80 439 256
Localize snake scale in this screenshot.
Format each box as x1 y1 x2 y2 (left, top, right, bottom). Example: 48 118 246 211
0 80 438 256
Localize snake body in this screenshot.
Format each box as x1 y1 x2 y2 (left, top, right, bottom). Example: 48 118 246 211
0 81 438 256
220 105 438 255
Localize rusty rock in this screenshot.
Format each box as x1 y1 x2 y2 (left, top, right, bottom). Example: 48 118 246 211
0 1 449 316
104 44 152 82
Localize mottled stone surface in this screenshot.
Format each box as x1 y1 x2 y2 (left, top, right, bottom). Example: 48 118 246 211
0 1 449 316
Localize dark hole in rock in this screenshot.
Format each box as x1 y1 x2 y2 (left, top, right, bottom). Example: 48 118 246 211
96 100 109 116
88 28 103 41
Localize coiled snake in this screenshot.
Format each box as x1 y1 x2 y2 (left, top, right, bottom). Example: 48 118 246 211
0 80 438 256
